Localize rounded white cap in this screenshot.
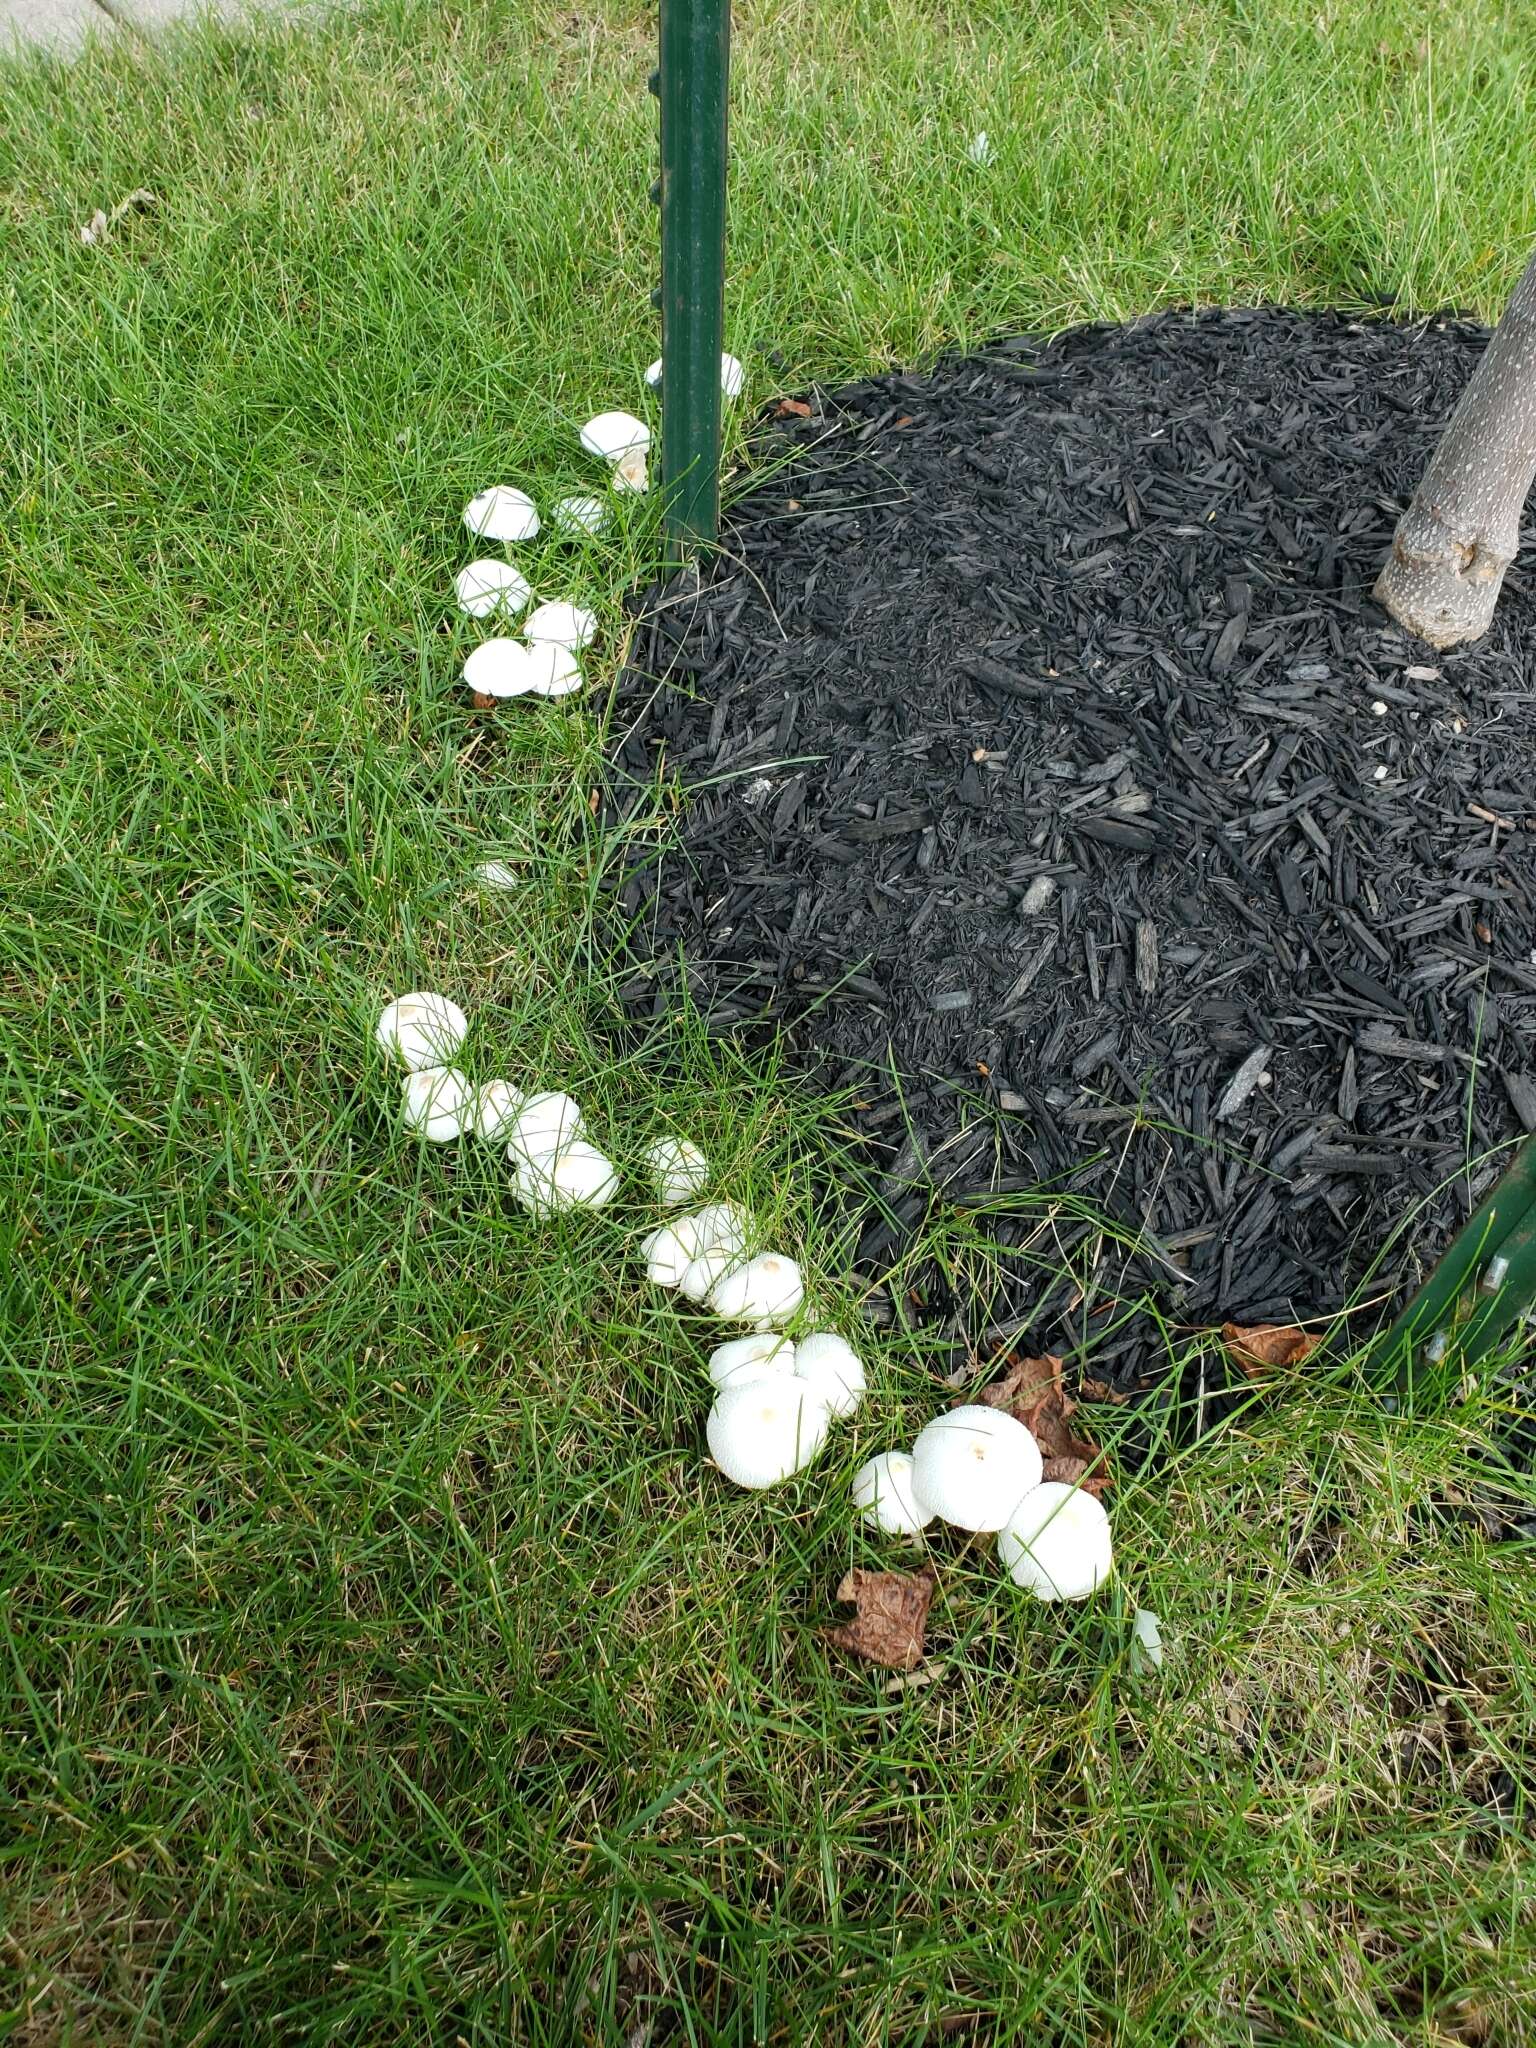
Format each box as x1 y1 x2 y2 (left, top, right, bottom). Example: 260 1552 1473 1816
455 559 531 620
515 1139 619 1214
645 1137 710 1206
852 1451 934 1537
401 1065 473 1142
376 992 469 1071
523 600 598 652
707 1333 796 1389
506 1091 585 1167
524 643 584 698
909 1405 1043 1532
463 486 540 542
472 1079 526 1144
679 1242 744 1305
706 1380 832 1488
708 1252 804 1330
580 411 650 463
792 1331 865 1418
999 1482 1113 1601
462 637 540 699
474 859 519 892
551 492 610 537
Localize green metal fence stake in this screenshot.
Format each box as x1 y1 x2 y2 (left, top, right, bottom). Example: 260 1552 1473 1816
656 0 730 557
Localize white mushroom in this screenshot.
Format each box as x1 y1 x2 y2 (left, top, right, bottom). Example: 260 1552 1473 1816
644 1137 710 1206
524 643 584 699
523 600 597 652
472 1079 526 1144
454 560 531 620
998 1482 1113 1601
678 1241 746 1305
644 352 744 401
685 1203 751 1258
462 637 541 699
551 492 610 537
515 1139 619 1214
375 992 469 1071
643 1216 708 1288
400 1065 473 1142
706 1380 832 1489
473 859 519 892
792 1331 865 1418
707 1333 796 1390
708 1252 804 1330
852 1451 935 1538
580 411 650 493
909 1405 1043 1532
463 485 540 542
506 1091 585 1167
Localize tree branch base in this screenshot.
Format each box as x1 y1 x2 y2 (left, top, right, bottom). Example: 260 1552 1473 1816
1373 524 1510 651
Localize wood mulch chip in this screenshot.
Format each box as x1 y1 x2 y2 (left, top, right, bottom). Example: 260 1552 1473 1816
605 309 1535 1406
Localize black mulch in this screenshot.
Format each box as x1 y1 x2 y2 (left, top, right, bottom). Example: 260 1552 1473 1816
605 308 1536 1388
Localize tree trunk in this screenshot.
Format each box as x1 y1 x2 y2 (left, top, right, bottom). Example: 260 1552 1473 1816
1375 252 1536 649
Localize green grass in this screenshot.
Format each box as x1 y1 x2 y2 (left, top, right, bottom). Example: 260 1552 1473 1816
3 0 1536 2038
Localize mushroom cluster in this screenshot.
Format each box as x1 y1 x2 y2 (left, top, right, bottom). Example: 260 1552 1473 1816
641 1204 868 1490
851 1404 1114 1603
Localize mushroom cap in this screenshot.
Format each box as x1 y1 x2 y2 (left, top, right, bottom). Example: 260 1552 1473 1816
792 1331 865 1419
524 643 584 698
707 1251 805 1330
506 1090 586 1166
706 1380 832 1489
515 1139 619 1214
463 485 540 542
523 601 598 652
645 1137 710 1206
642 1205 732 1290
462 637 541 699
852 1451 934 1537
998 1482 1113 1601
707 1333 796 1389
375 992 469 1071
678 1241 745 1305
551 492 610 537
472 1079 526 1144
580 411 651 462
685 1203 752 1260
454 559 532 620
400 1065 473 1142
909 1405 1043 1532
474 859 519 892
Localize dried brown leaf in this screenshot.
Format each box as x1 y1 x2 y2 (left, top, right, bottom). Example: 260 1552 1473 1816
1079 1375 1128 1404
825 1563 937 1673
471 691 498 710
967 1353 1113 1494
774 397 813 419
1221 1321 1323 1379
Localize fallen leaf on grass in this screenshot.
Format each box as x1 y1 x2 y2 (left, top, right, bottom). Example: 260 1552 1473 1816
826 1563 937 1672
774 397 813 419
79 188 158 245
967 1353 1112 1495
1079 1375 1127 1404
1221 1321 1322 1378
471 691 498 710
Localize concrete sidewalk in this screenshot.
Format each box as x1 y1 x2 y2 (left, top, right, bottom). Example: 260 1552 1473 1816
2 0 292 54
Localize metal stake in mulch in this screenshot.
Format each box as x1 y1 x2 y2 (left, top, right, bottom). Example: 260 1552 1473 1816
652 0 731 557
1379 1133 1536 1399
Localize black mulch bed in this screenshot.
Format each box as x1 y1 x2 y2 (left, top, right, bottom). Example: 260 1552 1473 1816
606 307 1536 1388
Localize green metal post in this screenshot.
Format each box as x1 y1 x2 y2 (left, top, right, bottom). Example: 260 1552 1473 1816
655 0 730 554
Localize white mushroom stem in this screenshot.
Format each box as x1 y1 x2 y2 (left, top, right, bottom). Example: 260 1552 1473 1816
615 447 648 494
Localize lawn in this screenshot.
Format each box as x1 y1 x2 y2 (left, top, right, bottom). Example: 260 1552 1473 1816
3 0 1536 2039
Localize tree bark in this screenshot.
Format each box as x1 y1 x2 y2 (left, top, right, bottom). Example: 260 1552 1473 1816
1375 252 1536 649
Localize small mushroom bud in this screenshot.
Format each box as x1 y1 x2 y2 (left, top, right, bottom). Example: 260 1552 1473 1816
375 992 469 1071
998 1482 1113 1601
506 1091 585 1167
580 411 650 493
852 1451 934 1538
707 1333 796 1389
472 1080 526 1144
706 1380 832 1489
909 1405 1043 1532
679 1242 745 1305
708 1252 804 1330
463 485 540 542
792 1332 865 1418
551 492 609 537
644 1137 710 1206
400 1065 473 1142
